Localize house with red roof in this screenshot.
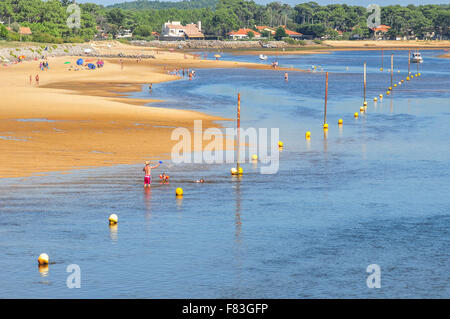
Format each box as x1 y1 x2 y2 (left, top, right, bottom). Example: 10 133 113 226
228 28 261 40
255 26 276 35
282 26 303 39
371 24 391 39
6 26 32 35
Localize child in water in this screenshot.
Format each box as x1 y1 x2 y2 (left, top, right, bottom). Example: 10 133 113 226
159 172 170 184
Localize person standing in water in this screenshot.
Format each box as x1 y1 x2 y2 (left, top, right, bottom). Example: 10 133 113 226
284 72 288 81
149 83 152 93
143 161 162 187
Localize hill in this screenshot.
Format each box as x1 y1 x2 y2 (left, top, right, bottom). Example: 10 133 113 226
108 0 218 10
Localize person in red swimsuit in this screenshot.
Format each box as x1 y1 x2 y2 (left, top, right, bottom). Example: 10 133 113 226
143 161 162 187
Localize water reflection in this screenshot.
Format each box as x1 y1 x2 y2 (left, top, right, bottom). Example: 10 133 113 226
176 197 183 210
144 187 152 219
38 265 49 277
109 224 118 242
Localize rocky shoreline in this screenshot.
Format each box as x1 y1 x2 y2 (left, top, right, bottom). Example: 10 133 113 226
130 39 297 49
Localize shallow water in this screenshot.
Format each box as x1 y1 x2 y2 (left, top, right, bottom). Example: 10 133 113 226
0 50 449 298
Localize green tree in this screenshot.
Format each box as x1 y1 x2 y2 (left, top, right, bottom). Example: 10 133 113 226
0 24 9 39
247 30 254 38
274 26 287 40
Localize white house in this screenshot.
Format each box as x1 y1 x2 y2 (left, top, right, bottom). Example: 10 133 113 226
117 29 133 39
161 21 204 39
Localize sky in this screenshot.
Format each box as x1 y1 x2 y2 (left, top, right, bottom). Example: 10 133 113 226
77 0 448 6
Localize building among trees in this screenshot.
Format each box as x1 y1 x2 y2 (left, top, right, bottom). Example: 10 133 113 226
161 21 204 40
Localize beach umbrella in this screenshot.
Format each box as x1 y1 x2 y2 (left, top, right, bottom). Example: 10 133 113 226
76 58 84 65
214 54 221 58
18 55 25 59
169 48 174 52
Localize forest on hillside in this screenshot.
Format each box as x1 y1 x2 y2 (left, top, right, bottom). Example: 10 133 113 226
0 0 449 43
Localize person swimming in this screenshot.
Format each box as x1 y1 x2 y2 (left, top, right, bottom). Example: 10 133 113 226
195 178 205 183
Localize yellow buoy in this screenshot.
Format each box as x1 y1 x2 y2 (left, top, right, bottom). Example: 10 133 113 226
305 131 311 138
418 73 421 76
386 91 390 95
338 119 343 125
363 101 367 106
411 75 414 79
373 97 378 101
251 154 258 161
278 141 283 148
354 112 359 118
230 167 238 175
238 167 243 175
360 106 364 112
394 84 397 87
401 80 404 83
38 253 49 265
323 123 328 130
406 77 410 81
388 86 392 90
398 82 402 85
380 68 383 71
379 94 383 99
175 187 183 196
109 214 118 225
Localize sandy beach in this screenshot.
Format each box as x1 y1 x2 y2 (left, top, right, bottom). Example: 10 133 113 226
1 42 302 178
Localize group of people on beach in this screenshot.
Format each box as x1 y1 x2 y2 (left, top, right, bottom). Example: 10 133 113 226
39 61 49 71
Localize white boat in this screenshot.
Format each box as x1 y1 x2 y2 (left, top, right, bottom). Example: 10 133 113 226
411 52 423 63
259 54 268 60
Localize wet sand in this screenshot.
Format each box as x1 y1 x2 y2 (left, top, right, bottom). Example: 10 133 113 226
1 46 296 178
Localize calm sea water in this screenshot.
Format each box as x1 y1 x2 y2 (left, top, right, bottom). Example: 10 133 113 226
0 50 449 298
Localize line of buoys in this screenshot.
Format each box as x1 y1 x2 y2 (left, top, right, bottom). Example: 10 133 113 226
38 253 49 265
